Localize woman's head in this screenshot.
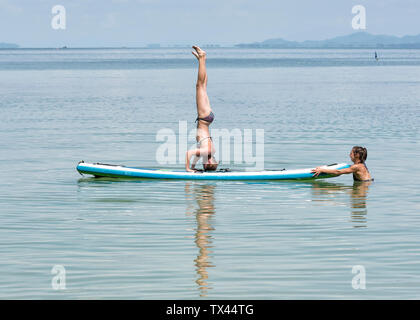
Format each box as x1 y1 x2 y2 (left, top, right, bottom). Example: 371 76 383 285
203 156 218 171
350 146 368 163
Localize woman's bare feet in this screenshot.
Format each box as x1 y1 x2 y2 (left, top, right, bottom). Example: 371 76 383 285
192 45 206 60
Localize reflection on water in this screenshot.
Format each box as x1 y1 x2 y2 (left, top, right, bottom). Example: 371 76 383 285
75 176 373 299
185 183 216 297
349 181 372 228
309 180 372 228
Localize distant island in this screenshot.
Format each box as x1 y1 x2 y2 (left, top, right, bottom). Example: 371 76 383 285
0 42 19 48
236 32 420 49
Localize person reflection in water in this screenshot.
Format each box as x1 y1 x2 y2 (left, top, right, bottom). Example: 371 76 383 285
310 180 372 228
185 183 216 297
349 180 372 228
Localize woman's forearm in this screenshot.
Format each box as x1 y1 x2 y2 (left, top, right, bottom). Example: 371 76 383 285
185 151 192 170
191 155 199 168
186 150 200 171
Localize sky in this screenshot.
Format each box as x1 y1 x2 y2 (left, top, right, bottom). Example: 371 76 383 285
0 0 419 47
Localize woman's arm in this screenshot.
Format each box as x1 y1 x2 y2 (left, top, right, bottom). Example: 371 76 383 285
185 149 201 172
312 165 356 177
190 154 200 170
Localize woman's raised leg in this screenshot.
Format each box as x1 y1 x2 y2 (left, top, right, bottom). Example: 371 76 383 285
192 46 211 118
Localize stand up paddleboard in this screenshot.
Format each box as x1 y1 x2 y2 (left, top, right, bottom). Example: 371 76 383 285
76 161 349 181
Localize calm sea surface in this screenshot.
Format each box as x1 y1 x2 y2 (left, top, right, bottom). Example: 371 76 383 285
0 48 419 299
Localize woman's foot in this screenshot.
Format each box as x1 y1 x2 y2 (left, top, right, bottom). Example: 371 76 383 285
192 45 206 60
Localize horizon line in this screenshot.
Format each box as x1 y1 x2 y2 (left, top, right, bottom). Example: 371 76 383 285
3 31 420 49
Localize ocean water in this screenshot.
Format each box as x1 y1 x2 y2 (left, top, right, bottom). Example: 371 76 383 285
0 48 419 299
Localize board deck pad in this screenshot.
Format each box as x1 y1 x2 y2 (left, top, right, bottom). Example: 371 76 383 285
77 161 350 180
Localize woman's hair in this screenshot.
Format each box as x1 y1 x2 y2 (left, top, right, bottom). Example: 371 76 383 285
352 146 368 163
203 156 218 171
203 163 218 171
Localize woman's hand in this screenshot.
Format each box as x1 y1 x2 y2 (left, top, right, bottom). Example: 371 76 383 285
311 167 323 177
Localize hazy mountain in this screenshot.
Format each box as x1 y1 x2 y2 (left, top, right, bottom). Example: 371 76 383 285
0 42 19 48
236 32 420 48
